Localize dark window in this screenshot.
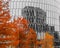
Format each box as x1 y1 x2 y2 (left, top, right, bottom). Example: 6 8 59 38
43 24 49 31
29 17 34 23
36 24 41 32
29 24 35 30
36 17 41 23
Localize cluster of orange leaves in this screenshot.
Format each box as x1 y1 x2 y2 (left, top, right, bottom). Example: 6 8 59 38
0 0 54 48
0 0 37 48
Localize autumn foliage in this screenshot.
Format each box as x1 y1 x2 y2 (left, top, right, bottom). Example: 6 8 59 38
0 0 54 48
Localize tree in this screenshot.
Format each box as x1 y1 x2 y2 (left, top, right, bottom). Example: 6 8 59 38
0 0 19 48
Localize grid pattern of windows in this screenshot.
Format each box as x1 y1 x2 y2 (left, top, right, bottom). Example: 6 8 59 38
9 0 60 32
9 0 60 47
22 6 46 34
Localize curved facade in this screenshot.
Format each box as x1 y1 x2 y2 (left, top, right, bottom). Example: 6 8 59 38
9 0 60 47
9 0 60 32
9 0 60 42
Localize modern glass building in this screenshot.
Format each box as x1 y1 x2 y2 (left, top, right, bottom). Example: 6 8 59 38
9 0 60 32
9 0 60 47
